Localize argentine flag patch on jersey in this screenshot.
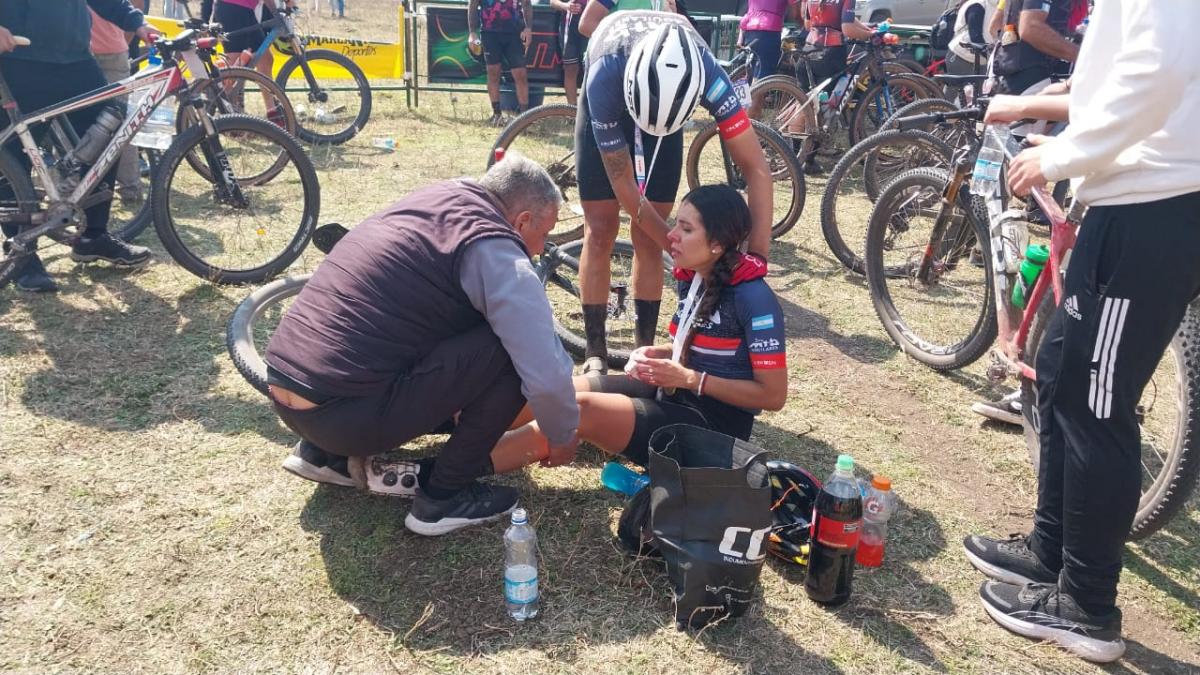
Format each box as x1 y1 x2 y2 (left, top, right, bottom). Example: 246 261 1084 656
705 78 729 103
751 314 775 331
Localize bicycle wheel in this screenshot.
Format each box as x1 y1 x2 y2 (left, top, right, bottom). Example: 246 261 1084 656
1021 295 1200 540
275 49 372 145
848 73 942 147
820 130 952 275
540 239 674 369
879 97 973 151
226 273 311 395
0 146 40 289
488 104 583 244
108 147 160 242
865 167 997 370
747 74 813 153
684 119 806 238
178 66 297 185
152 114 320 285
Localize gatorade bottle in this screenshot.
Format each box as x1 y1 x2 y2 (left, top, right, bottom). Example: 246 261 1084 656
805 455 864 606
1001 24 1019 46
1012 244 1049 309
856 476 896 568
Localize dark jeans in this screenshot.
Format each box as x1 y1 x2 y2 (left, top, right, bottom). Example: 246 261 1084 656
744 29 781 81
0 57 117 239
272 323 526 494
1029 190 1200 612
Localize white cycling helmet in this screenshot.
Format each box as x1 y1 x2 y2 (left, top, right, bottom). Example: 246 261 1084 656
623 23 706 137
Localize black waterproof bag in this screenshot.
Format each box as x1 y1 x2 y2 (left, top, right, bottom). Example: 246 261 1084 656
647 424 772 629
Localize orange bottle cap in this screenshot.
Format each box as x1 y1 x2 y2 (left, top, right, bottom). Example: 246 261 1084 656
871 475 892 491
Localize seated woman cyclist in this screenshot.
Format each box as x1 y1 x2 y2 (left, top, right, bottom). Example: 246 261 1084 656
489 184 788 471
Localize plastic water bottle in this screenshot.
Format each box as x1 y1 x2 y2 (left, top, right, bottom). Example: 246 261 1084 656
971 126 1005 200
856 476 896 568
371 137 396 151
805 455 863 606
1012 244 1050 309
130 92 177 151
600 461 649 496
504 508 539 621
830 75 851 105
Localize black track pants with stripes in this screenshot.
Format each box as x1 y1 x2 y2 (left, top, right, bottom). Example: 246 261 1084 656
1028 190 1200 613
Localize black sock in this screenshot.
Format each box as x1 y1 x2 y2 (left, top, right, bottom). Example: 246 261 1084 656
422 475 460 500
491 100 501 115
582 303 609 360
633 299 661 348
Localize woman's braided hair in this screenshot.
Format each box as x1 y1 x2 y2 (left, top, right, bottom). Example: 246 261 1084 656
677 185 753 369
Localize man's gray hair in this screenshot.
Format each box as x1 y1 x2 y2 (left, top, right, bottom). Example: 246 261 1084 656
480 152 563 217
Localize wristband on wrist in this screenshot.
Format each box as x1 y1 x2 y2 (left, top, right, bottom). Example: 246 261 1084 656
696 371 708 397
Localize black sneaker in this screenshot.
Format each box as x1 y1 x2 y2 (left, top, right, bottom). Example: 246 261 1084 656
71 233 151 267
281 440 356 488
970 389 1023 426
14 254 58 293
351 455 434 498
963 533 1058 586
802 159 825 176
405 481 519 536
979 581 1125 663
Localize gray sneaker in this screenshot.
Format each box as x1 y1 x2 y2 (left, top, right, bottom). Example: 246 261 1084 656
971 389 1023 426
404 482 519 536
963 532 1058 586
980 581 1124 663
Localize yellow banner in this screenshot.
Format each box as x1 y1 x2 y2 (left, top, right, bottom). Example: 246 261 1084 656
145 5 405 80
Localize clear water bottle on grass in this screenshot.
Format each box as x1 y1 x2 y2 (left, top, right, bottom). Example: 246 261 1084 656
504 508 539 621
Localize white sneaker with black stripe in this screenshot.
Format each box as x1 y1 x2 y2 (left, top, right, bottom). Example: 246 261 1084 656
282 440 357 487
979 581 1125 663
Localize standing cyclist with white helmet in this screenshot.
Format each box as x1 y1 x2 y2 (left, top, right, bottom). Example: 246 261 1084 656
574 11 774 374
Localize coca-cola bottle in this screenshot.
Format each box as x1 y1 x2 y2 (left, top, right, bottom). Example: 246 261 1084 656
804 454 863 606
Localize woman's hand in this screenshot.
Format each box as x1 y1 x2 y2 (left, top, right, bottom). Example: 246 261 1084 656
631 356 698 390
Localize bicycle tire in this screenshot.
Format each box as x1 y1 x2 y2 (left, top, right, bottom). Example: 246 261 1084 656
683 118 806 239
151 114 320 285
275 49 372 145
1021 294 1200 540
820 129 953 275
488 103 584 244
848 73 942 147
109 148 161 243
226 273 311 396
540 239 673 369
746 74 813 153
864 167 997 370
879 97 973 152
178 66 297 185
0 146 40 289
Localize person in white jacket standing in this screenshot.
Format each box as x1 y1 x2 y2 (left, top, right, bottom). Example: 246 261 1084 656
960 0 1200 663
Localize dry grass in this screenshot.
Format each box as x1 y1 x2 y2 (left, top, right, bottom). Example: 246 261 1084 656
2 8 1199 671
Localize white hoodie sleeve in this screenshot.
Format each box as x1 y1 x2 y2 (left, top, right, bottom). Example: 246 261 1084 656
1039 0 1192 183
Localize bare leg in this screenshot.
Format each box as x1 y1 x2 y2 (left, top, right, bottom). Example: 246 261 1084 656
631 201 670 302
256 50 275 111
506 375 595 430
512 67 530 110
563 62 580 106
580 199 620 305
490 391 637 474
486 64 502 108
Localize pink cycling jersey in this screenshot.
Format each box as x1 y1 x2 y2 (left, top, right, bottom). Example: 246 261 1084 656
739 0 798 33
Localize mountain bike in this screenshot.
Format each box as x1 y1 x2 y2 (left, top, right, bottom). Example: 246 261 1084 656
183 0 371 145
747 31 942 160
863 113 1199 539
226 227 674 393
0 32 320 287
115 28 298 242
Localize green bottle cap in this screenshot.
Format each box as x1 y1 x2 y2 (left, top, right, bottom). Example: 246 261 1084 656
1025 244 1050 265
836 454 854 472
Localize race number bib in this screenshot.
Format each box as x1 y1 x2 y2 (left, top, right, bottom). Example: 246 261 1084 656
734 78 752 108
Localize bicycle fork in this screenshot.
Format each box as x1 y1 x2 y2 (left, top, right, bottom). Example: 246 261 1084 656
915 159 973 283
189 103 250 208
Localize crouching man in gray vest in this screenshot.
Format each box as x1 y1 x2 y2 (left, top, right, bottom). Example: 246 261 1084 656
266 155 579 536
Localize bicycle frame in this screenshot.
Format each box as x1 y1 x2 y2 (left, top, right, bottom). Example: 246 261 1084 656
0 35 222 243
